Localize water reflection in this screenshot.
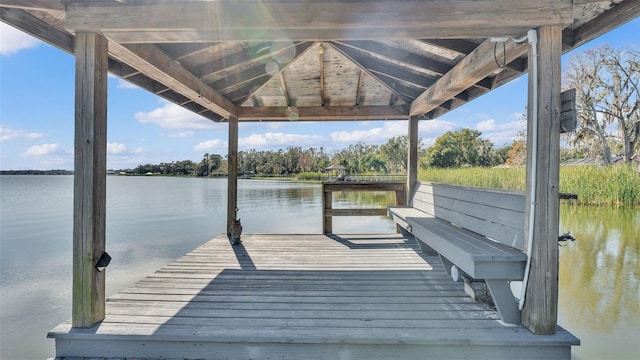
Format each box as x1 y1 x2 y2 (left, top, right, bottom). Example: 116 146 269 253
558 205 640 359
559 205 640 333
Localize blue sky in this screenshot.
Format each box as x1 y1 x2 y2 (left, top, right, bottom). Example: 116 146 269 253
1 20 638 170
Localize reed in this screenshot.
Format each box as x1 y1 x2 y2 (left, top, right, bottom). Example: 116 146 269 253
419 165 639 206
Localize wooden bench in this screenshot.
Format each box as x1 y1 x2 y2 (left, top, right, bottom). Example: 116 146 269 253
388 182 527 324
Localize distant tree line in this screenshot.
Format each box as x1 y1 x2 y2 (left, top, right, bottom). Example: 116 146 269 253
0 169 73 175
120 133 519 177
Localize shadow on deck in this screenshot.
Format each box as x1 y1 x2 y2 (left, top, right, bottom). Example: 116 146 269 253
49 234 578 359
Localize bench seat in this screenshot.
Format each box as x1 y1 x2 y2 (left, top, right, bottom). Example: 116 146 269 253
389 206 526 280
387 182 528 324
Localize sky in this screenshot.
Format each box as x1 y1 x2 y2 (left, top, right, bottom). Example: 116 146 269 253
1 19 638 170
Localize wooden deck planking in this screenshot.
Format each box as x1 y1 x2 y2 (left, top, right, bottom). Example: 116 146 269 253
50 233 578 359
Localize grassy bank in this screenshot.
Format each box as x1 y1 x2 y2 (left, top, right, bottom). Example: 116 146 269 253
419 165 639 206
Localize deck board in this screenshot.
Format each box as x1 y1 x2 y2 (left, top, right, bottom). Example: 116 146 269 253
49 233 578 359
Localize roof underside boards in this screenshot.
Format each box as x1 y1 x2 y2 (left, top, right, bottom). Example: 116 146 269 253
1 0 638 123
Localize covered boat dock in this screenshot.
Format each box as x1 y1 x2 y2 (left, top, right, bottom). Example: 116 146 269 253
2 0 637 358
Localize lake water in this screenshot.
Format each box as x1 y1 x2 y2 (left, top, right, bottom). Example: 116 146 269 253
0 175 638 359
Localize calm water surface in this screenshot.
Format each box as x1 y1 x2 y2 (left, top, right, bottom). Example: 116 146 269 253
0 175 638 359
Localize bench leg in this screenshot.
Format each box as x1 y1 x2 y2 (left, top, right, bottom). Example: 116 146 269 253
412 236 437 256
485 279 521 325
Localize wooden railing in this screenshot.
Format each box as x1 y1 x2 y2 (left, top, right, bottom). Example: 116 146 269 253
322 182 406 234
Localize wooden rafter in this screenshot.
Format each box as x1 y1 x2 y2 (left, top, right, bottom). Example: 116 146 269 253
336 40 452 77
319 43 325 106
329 43 419 103
194 41 303 79
108 43 237 118
331 42 439 89
355 70 365 106
410 38 528 117
418 39 478 56
280 73 290 107
230 42 315 105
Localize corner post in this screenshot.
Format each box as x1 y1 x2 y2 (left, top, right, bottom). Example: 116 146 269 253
407 115 419 205
227 115 239 235
522 25 562 334
72 32 108 328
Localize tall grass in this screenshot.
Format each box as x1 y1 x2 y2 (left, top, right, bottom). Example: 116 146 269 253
419 165 639 206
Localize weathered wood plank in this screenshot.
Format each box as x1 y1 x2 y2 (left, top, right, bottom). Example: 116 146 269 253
324 208 387 216
323 182 405 192
72 31 108 328
64 1 574 41
237 105 409 121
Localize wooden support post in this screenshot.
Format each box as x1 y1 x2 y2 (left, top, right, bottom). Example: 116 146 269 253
522 26 562 334
407 115 419 205
322 186 332 234
72 32 108 328
227 116 239 236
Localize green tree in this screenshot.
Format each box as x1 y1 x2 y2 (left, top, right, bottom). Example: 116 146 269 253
426 129 494 168
564 46 640 164
379 136 412 173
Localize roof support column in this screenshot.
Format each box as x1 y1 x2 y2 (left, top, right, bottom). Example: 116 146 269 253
72 32 108 328
406 115 419 205
521 25 562 334
227 116 239 236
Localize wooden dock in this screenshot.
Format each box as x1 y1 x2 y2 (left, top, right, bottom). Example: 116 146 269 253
49 234 578 359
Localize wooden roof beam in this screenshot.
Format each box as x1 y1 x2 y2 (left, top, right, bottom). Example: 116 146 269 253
237 106 409 122
1 7 72 53
563 0 640 50
64 0 574 41
108 42 237 119
410 38 528 117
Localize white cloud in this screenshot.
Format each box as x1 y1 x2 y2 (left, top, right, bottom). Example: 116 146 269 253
0 23 40 56
239 132 325 149
166 131 195 138
419 119 457 137
107 142 127 154
194 139 226 152
135 102 218 130
21 143 61 157
475 119 524 146
0 126 45 141
329 120 456 145
330 121 407 143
